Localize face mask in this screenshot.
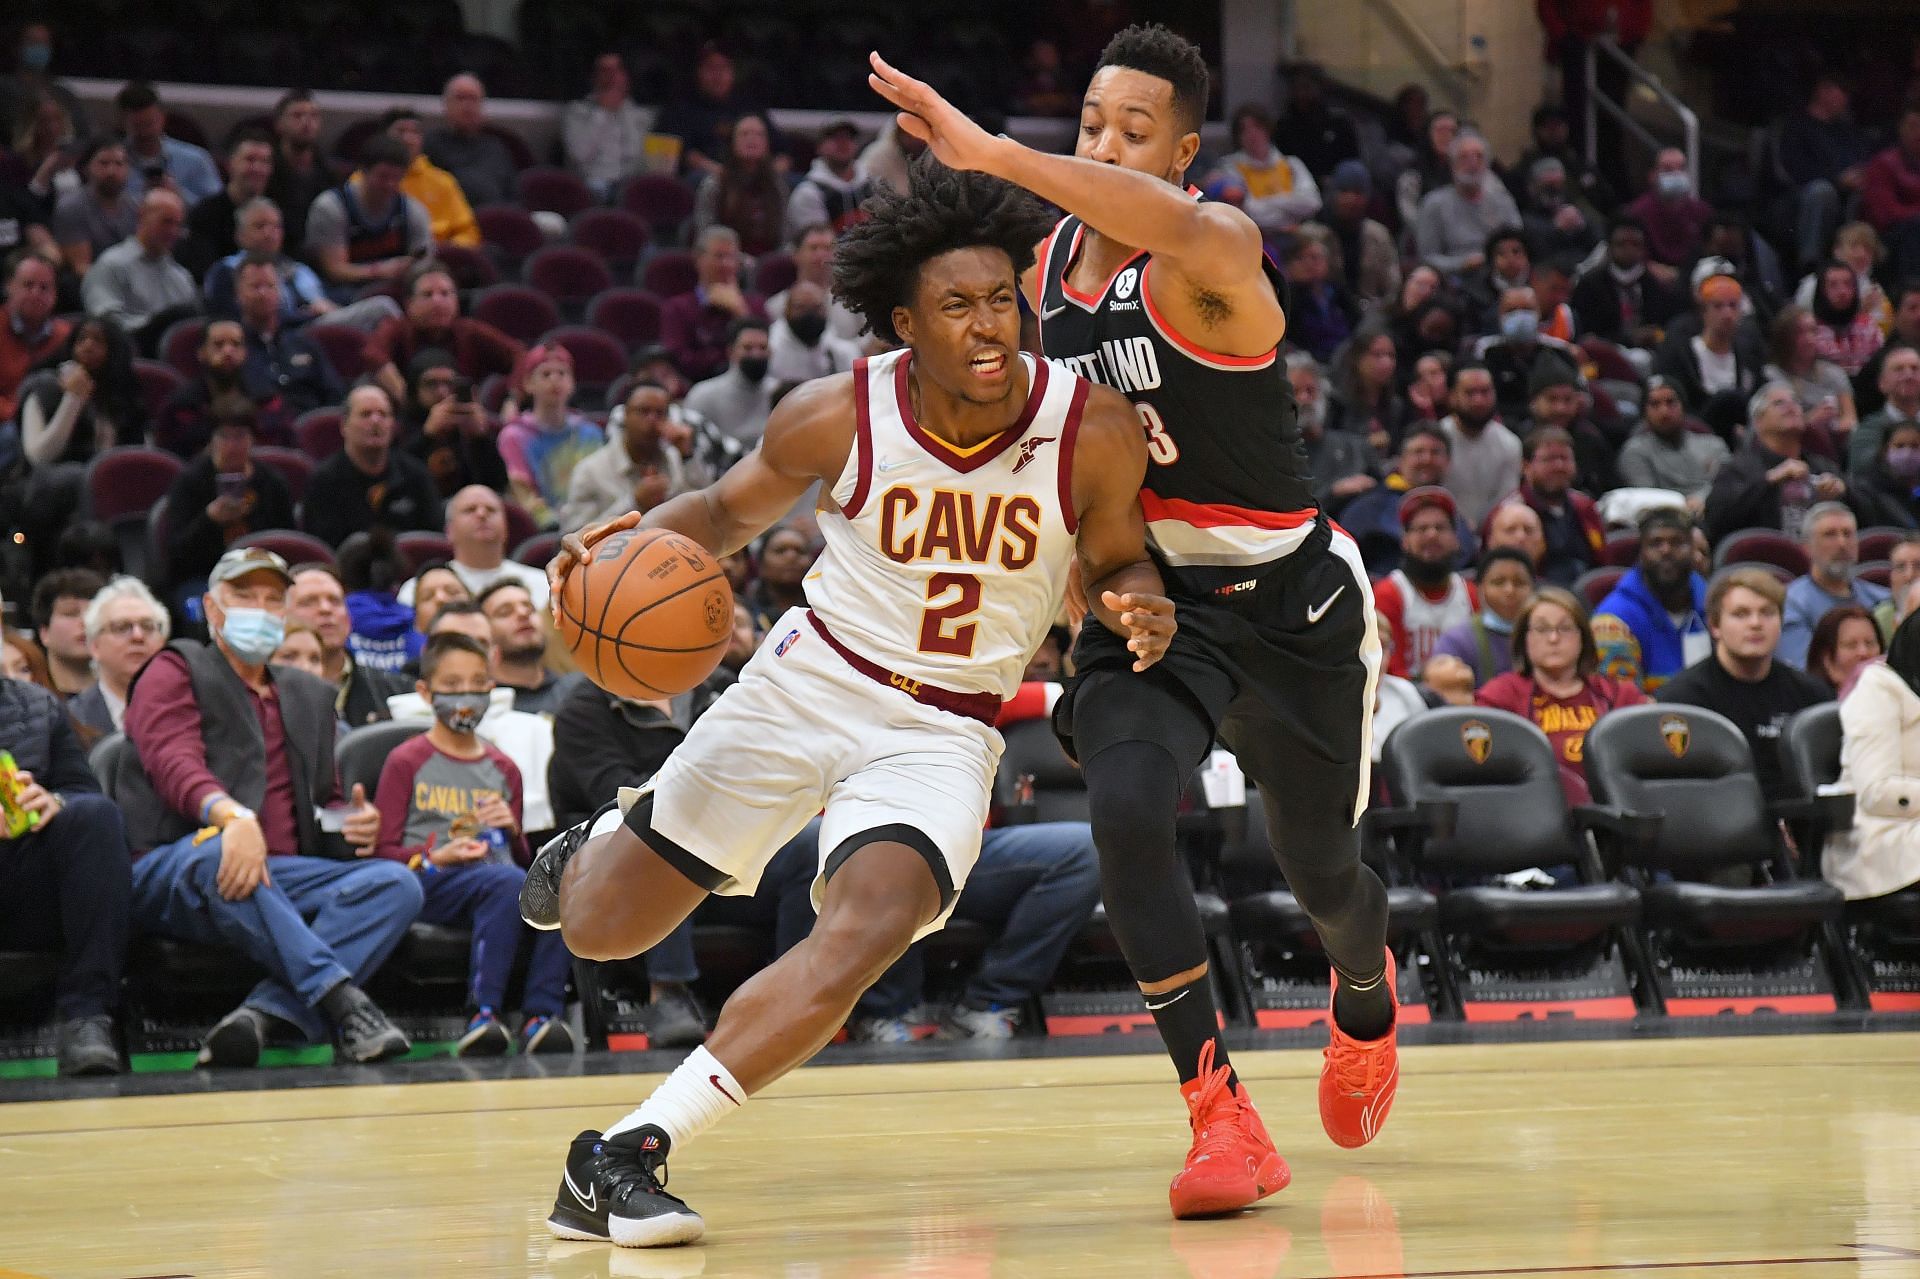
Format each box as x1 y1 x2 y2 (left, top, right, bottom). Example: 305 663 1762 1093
738 356 770 382
789 313 827 344
1480 608 1514 634
1501 309 1540 340
1608 260 1644 285
20 43 51 70
221 607 285 664
1655 171 1691 199
431 691 490 734
1887 447 1920 479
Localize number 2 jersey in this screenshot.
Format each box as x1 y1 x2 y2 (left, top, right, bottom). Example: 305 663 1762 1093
805 348 1087 702
1035 208 1319 596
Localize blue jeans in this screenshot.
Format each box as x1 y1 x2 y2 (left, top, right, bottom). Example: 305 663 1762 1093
130 834 423 1043
417 861 572 1016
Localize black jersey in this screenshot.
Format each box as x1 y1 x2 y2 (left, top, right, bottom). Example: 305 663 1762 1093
1036 209 1318 594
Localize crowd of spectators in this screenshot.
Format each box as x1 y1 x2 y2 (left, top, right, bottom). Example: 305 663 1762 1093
5 29 1920 1077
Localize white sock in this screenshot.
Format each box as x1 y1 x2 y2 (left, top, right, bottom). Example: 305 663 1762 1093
604 1046 746 1151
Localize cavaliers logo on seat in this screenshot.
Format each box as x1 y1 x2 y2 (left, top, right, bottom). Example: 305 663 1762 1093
1460 719 1492 765
1659 713 1690 759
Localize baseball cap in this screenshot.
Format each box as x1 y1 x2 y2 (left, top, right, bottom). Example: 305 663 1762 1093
210 545 294 588
819 118 860 140
1399 486 1457 529
1691 255 1740 297
1329 159 1371 195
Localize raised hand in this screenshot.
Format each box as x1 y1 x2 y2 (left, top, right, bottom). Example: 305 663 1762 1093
867 51 1004 174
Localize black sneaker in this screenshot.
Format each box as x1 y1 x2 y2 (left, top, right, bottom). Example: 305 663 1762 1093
647 983 708 1049
547 1126 705 1248
522 800 619 931
334 990 411 1063
56 1015 122 1076
199 1005 270 1068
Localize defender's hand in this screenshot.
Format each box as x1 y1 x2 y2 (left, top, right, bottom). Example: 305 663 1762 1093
868 51 1005 173
1103 590 1176 672
549 511 645 618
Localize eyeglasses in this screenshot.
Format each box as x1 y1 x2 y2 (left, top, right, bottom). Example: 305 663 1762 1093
103 618 165 638
1528 622 1581 638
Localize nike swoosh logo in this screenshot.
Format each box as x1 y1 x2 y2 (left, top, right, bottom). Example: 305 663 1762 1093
1042 305 1067 320
875 458 908 474
1143 989 1189 1012
709 1073 741 1104
1306 585 1346 624
564 1167 597 1213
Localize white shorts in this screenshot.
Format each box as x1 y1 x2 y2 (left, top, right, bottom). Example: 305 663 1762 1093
599 608 1004 941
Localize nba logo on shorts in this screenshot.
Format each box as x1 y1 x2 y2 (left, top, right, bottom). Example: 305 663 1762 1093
775 628 801 657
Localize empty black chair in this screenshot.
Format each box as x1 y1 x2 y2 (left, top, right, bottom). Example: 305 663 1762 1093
1585 703 1850 1014
335 720 428 800
994 719 1086 824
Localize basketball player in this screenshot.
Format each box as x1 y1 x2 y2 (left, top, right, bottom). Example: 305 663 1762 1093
520 159 1175 1248
870 25 1400 1218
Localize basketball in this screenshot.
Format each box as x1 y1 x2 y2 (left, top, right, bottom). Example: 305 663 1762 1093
554 527 734 699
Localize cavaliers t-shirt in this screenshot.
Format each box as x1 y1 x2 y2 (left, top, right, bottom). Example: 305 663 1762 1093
1476 673 1648 803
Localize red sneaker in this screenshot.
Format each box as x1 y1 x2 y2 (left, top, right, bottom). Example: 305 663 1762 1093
1168 1040 1291 1218
1319 948 1400 1149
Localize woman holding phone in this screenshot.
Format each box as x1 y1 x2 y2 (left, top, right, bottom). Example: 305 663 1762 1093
159 404 295 600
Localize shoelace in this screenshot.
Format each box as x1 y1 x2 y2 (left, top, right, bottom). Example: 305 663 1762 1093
1182 1040 1244 1166
1326 1033 1391 1095
597 1141 673 1199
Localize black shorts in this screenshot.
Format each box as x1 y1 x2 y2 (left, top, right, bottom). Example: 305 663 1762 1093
1061 519 1380 797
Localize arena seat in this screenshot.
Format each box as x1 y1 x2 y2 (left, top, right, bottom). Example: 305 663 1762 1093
513 532 560 568
525 245 614 320
1860 561 1892 588
1574 565 1626 609
994 720 1086 824
337 719 428 798
640 250 698 298
395 531 455 574
1584 703 1852 1016
1713 528 1810 576
431 243 500 291
84 447 182 526
620 175 697 244
569 207 649 276
253 446 315 503
308 323 369 383
517 167 596 218
1601 532 1641 567
132 359 185 423
585 288 664 351
1859 527 1907 563
470 284 560 348
474 204 546 271
295 407 344 461
538 325 627 394
159 318 207 377
235 529 336 570
753 250 797 298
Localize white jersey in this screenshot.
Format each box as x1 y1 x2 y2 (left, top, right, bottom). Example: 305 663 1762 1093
805 348 1087 702
1386 568 1474 676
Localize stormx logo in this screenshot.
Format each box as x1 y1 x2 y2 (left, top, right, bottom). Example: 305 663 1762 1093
775 629 802 657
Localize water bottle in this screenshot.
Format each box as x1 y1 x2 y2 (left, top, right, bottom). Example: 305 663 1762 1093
481 828 510 860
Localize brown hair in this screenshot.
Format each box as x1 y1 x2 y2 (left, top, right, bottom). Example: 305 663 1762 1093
1510 585 1598 678
1707 566 1787 626
1 632 53 690
1805 604 1881 686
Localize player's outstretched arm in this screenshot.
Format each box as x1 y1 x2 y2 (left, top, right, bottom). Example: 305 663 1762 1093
548 376 855 600
1071 385 1175 671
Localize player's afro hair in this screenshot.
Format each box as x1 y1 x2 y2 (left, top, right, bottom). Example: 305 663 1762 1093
1095 23 1210 133
831 155 1054 345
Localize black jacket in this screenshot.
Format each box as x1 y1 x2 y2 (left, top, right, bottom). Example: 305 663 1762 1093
1570 268 1684 346
164 454 299 588
547 680 685 831
1702 440 1848 543
339 657 411 729
300 449 443 548
1847 467 1920 531
0 680 99 804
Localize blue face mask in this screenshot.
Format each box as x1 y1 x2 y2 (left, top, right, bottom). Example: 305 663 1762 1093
1501 309 1540 340
19 43 51 70
1480 608 1514 634
221 607 285 664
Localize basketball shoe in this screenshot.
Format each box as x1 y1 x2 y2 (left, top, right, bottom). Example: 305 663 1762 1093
1319 948 1400 1149
547 1127 705 1248
522 800 619 930
1168 1039 1291 1218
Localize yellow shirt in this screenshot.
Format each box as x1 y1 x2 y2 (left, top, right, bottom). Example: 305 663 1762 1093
400 155 480 247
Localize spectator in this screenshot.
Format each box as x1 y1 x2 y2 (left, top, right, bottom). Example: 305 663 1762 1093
1473 287 1585 425
563 53 649 200
741 523 815 632
16 319 143 577
153 318 288 458
302 384 443 546
623 342 744 486
50 139 134 276
1476 585 1647 803
1415 130 1521 279
1288 351 1380 514
270 620 327 680
363 259 522 403
1780 502 1890 668
690 112 786 259
1438 361 1522 528
1272 63 1359 179
407 562 472 637
1592 508 1711 691
1517 103 1617 217
857 121 926 198
231 254 345 418
1830 608 1920 899
546 676 707 1047
79 188 197 353
0 102 62 256
1704 382 1849 543
400 484 550 610
30 567 104 698
1540 0 1651 193
1853 419 1920 528
476 579 578 716
205 198 399 332
1857 341 1920 475
162 406 297 592
0 249 67 423
0 670 130 1075
1655 272 1765 437
767 223 862 342
0 23 89 150
1325 322 1410 456
398 348 508 497
305 136 432 292
684 317 775 450
69 575 168 739
1280 234 1356 363
1571 218 1683 350
1616 375 1729 505
654 44 767 178
559 381 687 534
768 280 860 382
1386 263 1466 364
659 225 766 383
1486 498 1549 575
786 120 871 236
1341 426 1477 575
1 632 49 685
1502 426 1604 587
1462 227 1533 334
498 344 603 528
1395 109 1459 230
1522 353 1615 495
1854 284 1920 418
1531 257 1581 343
1011 38 1076 118
263 90 338 256
1806 258 1886 379
1623 148 1713 268
372 632 573 1055
1518 157 1601 263
1656 566 1831 794
120 546 419 1066
179 129 274 279
1407 350 1453 423
1765 303 1858 454
1697 215 1787 321
1425 546 1537 696
1795 223 1893 338
284 563 408 729
1315 160 1399 309
377 107 478 249
426 75 516 209
1805 603 1884 696
1778 77 1877 275
1861 107 1920 278
1873 534 1920 640
114 81 219 208
1214 103 1320 248
1373 486 1478 679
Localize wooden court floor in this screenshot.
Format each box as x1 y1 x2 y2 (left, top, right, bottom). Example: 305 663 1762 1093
1 1033 1916 1278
